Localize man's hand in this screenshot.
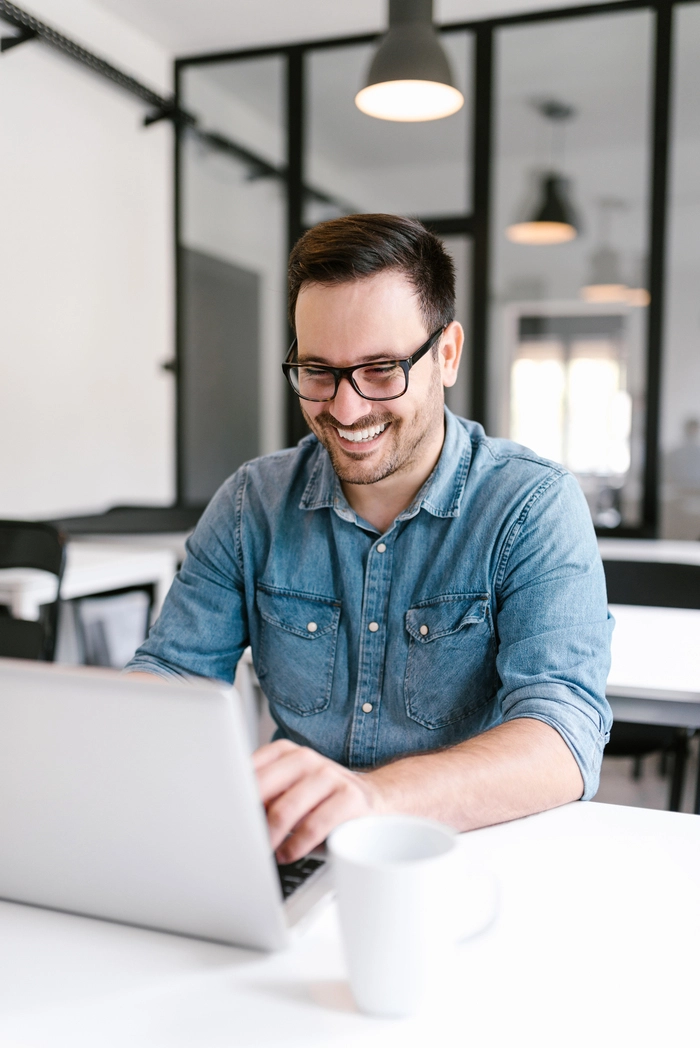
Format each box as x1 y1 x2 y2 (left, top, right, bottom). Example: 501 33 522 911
253 740 382 863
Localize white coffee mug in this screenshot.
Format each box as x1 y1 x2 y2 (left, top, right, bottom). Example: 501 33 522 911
328 814 496 1018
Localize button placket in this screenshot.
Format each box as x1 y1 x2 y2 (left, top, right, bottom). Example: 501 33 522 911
349 535 393 766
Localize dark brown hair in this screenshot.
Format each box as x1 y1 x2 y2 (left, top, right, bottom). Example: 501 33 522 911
288 214 455 334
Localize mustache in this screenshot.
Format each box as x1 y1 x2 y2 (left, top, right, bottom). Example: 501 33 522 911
313 410 398 432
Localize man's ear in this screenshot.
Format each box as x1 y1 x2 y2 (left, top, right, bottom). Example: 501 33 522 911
439 322 464 388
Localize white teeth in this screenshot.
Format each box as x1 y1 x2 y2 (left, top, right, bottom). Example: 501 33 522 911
337 422 387 443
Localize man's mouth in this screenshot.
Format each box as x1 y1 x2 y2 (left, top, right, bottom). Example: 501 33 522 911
334 422 388 444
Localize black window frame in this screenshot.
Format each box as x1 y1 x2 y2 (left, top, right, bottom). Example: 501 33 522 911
174 0 694 537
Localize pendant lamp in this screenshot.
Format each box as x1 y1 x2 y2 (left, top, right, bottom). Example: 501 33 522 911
580 200 650 305
506 100 579 245
506 174 578 245
355 0 464 122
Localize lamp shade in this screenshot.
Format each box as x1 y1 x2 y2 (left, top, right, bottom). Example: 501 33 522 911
580 245 650 306
506 174 578 245
580 246 628 302
355 0 464 122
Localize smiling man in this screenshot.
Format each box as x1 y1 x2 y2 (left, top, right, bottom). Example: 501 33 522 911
127 214 613 862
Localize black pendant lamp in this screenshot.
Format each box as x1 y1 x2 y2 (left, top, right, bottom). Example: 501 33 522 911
355 0 464 122
507 173 578 245
506 101 579 245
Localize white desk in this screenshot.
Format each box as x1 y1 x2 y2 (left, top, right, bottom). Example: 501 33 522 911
607 602 700 726
73 531 192 564
598 537 700 565
0 801 697 1047
0 541 178 622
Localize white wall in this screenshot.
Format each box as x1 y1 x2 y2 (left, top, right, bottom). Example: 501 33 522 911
0 0 174 519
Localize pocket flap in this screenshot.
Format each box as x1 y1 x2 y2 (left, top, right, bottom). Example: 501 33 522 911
405 594 488 643
257 586 341 639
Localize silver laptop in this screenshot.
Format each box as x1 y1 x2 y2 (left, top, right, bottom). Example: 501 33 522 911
0 658 332 950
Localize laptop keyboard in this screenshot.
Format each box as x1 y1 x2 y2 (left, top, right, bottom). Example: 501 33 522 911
276 856 325 900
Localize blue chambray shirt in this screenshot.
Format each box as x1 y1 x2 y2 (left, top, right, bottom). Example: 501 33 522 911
127 410 613 799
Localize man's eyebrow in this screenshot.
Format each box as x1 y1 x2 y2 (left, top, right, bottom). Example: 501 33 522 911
296 351 404 365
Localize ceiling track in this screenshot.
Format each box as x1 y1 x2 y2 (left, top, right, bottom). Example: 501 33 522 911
0 0 353 212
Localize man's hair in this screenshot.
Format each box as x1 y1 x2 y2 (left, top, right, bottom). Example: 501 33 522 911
288 214 456 335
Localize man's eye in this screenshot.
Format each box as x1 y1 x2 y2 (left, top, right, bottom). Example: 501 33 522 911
303 367 330 378
364 364 401 377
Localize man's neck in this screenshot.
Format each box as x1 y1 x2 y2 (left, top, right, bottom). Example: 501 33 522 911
341 421 446 534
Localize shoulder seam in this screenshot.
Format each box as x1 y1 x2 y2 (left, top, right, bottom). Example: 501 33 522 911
233 462 248 575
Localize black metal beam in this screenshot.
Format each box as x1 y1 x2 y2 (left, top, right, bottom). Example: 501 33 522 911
173 62 185 507
470 23 493 428
642 0 674 537
286 47 310 447
0 0 169 109
419 215 474 236
174 0 699 71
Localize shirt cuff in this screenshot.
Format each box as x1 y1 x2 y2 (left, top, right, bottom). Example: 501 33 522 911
122 655 193 683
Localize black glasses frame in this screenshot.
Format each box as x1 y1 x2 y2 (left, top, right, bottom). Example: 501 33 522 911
282 327 445 402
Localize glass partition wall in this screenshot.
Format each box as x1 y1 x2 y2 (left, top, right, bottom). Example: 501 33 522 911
490 9 654 530
661 2 700 540
175 2 688 535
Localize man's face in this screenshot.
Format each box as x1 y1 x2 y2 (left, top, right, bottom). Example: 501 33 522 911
295 271 460 487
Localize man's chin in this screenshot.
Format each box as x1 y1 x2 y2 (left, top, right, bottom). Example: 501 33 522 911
325 445 400 486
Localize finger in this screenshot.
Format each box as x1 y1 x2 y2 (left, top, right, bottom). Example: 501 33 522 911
252 739 299 771
276 786 367 863
255 746 324 805
265 767 337 850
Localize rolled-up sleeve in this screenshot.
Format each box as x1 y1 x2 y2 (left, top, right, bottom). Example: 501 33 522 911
495 469 613 800
125 469 249 684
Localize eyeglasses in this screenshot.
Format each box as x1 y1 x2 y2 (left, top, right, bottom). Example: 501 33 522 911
282 327 444 403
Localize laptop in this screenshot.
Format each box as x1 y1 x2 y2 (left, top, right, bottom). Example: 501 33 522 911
0 658 332 951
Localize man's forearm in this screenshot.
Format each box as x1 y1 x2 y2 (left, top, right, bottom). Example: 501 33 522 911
364 718 584 831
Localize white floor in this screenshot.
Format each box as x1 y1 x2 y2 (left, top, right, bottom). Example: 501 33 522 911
596 734 699 813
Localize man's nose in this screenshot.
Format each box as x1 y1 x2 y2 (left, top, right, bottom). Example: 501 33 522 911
330 376 372 426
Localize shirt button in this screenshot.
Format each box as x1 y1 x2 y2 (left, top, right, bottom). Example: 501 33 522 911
362 703 373 713
307 622 318 633
419 624 429 636
376 543 387 553
368 621 379 632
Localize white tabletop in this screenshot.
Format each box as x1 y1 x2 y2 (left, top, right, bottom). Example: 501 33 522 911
598 537 700 564
0 543 178 620
607 602 700 728
0 801 698 1047
72 532 192 562
608 603 700 695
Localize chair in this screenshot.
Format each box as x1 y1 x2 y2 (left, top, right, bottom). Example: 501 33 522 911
0 521 66 661
603 558 700 811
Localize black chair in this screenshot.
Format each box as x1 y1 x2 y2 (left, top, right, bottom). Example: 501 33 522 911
0 521 66 661
603 558 700 811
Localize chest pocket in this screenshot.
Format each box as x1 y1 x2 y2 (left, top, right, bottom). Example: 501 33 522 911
404 594 497 729
256 586 341 716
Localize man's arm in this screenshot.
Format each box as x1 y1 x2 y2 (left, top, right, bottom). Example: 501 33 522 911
255 718 583 863
124 470 250 684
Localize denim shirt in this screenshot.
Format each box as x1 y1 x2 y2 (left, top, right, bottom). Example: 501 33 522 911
127 410 613 799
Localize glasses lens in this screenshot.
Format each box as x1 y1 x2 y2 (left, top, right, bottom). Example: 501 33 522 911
354 362 407 399
293 366 337 401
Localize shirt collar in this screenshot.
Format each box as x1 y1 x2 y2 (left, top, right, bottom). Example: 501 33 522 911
299 408 473 523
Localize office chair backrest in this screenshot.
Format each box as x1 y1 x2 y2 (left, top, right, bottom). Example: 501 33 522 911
0 521 66 660
603 560 700 610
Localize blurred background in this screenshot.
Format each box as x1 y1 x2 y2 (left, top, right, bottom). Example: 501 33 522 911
1 0 699 810
1 0 698 541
